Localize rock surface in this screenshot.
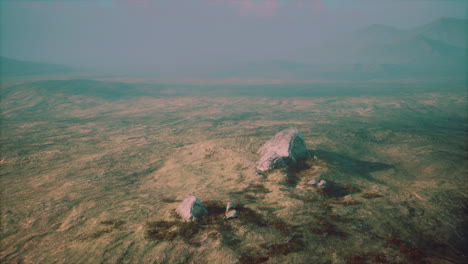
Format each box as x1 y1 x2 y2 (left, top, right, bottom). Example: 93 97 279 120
224 202 239 220
257 128 310 172
308 179 348 197
307 179 320 185
308 178 331 189
226 202 236 211
176 195 208 221
224 210 239 220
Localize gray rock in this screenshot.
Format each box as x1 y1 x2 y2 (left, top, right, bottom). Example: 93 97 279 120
309 179 349 197
308 179 330 189
176 195 208 221
308 179 320 185
257 128 310 172
224 210 239 220
226 202 236 212
317 180 329 189
255 171 266 177
223 202 239 220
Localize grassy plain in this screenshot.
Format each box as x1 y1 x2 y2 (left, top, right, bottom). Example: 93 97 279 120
1 78 467 264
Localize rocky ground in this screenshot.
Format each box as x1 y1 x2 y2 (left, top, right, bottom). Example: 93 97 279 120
1 79 467 263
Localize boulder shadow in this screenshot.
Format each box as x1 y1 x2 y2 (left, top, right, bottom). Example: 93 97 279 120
311 150 394 184
284 161 310 187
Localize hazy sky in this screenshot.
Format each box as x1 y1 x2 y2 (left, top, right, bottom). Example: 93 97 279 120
1 0 466 74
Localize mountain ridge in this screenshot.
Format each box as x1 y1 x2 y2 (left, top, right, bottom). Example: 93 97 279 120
222 17 467 81
0 56 75 77
412 17 467 47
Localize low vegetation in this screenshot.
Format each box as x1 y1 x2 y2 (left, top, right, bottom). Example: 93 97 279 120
361 192 384 199
1 79 465 263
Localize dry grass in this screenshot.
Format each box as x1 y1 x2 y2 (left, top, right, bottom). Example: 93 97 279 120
261 235 305 256
161 197 181 203
1 85 466 263
385 236 428 264
344 252 395 264
239 255 269 264
328 199 361 206
308 217 348 238
100 219 126 229
245 184 271 194
361 192 383 199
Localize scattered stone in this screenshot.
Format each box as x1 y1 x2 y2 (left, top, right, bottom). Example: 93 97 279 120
224 201 239 220
226 202 236 211
257 128 310 172
307 179 320 185
317 180 329 189
308 179 352 197
308 179 329 189
224 210 239 220
176 195 208 222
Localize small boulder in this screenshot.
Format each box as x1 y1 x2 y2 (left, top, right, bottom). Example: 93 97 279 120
257 128 310 172
308 179 349 197
308 179 330 189
224 210 239 220
255 171 266 177
317 180 329 189
224 202 239 220
226 202 236 211
176 195 208 222
307 179 320 185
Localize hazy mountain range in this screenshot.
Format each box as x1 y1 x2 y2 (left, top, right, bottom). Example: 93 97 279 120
0 56 74 77
216 17 467 81
1 17 466 82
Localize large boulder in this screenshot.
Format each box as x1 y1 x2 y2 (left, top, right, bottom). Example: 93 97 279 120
176 195 208 221
257 128 310 172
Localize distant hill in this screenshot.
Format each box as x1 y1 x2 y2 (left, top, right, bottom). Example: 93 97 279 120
365 35 466 64
1 79 169 101
353 18 467 63
356 20 467 76
3 17 465 82
218 17 467 81
0 56 75 76
413 17 467 47
353 18 468 48
354 24 410 45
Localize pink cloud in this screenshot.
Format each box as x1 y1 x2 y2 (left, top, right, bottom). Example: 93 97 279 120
294 0 304 9
121 0 152 7
114 0 155 14
228 0 325 17
238 0 281 17
312 0 324 14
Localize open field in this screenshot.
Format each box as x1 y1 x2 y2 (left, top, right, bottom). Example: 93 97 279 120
1 79 467 264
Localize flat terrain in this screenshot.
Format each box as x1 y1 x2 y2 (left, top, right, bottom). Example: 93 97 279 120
1 78 467 264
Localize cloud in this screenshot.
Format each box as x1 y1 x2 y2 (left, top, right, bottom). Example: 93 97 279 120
225 0 326 17
236 0 280 17
1 0 154 9
312 0 324 14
